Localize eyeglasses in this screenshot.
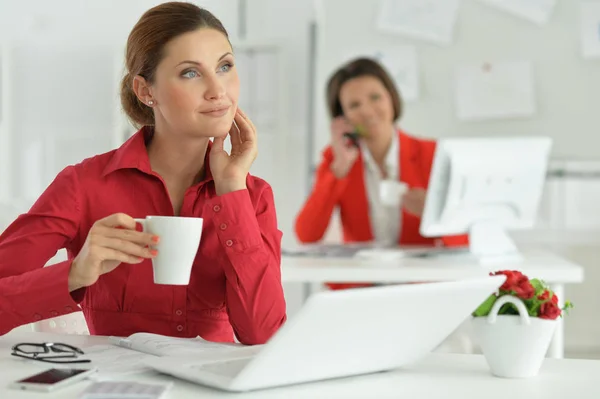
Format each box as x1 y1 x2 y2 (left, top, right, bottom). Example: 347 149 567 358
11 342 91 364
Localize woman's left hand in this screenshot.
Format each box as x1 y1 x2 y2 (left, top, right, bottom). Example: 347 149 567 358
402 188 427 217
210 108 258 195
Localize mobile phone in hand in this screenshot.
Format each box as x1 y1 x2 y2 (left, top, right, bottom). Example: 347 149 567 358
343 132 361 147
343 124 366 147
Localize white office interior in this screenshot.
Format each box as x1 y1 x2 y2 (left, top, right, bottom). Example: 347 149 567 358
1 0 599 365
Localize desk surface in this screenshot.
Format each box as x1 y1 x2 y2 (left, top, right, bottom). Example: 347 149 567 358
281 249 584 284
1 332 599 399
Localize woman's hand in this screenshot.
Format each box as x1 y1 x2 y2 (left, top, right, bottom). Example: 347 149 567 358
329 117 359 179
210 108 258 195
402 188 427 217
68 213 158 292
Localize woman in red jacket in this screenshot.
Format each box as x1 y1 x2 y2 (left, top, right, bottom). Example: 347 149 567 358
295 58 467 289
0 2 286 344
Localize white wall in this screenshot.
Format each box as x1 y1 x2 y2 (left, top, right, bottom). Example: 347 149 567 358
313 0 600 163
244 0 313 246
244 0 316 315
0 0 239 44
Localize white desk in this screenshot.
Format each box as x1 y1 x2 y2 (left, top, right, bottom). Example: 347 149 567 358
281 249 584 359
1 332 599 399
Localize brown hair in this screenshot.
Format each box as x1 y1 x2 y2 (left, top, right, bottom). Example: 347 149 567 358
120 2 229 128
326 57 403 121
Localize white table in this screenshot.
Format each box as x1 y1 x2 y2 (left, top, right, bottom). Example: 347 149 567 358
1 332 599 399
281 249 584 359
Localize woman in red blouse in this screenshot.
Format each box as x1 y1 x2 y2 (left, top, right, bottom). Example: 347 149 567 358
0 2 286 345
295 58 467 290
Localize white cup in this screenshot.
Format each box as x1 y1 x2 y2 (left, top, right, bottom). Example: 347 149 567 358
379 180 408 207
134 216 203 285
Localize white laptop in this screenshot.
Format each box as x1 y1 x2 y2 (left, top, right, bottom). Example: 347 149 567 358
147 275 505 392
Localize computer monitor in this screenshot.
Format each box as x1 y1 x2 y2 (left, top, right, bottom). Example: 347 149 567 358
420 137 552 263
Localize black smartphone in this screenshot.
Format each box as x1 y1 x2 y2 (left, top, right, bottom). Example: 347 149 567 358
343 131 361 147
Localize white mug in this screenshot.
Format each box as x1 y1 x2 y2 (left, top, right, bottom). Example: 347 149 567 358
379 180 408 207
134 216 203 285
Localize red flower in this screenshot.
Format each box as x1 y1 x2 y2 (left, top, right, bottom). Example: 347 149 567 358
494 270 524 291
539 301 562 320
538 290 559 305
513 280 535 299
492 270 535 299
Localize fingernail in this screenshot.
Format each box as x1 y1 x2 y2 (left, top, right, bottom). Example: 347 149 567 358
152 236 160 243
150 249 159 256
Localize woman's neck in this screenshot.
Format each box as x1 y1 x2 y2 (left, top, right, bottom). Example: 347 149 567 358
365 126 395 165
146 125 210 188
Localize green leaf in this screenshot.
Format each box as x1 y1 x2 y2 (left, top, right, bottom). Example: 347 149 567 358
355 124 368 137
530 279 547 295
473 294 497 317
562 301 574 316
525 296 546 317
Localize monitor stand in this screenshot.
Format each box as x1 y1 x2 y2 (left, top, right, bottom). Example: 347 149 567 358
469 222 524 265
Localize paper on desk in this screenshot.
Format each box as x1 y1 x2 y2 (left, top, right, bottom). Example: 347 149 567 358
476 0 557 25
355 248 413 261
355 246 471 261
455 60 536 121
282 244 366 258
78 380 173 399
84 333 261 379
110 332 260 358
376 0 460 45
82 345 155 379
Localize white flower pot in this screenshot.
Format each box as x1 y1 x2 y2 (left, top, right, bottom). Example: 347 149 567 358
471 295 558 378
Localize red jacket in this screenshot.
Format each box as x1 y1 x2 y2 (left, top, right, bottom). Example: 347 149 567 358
295 130 468 289
0 127 286 344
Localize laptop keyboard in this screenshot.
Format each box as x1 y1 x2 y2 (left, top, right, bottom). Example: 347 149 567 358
194 357 253 377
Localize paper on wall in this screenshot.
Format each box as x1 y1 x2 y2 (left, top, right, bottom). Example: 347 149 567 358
455 61 536 121
476 0 557 25
580 1 600 59
376 0 460 45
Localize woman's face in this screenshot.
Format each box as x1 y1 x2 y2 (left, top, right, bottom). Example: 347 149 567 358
338 75 395 140
147 28 240 138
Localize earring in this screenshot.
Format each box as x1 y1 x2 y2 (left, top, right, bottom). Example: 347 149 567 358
148 100 154 106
